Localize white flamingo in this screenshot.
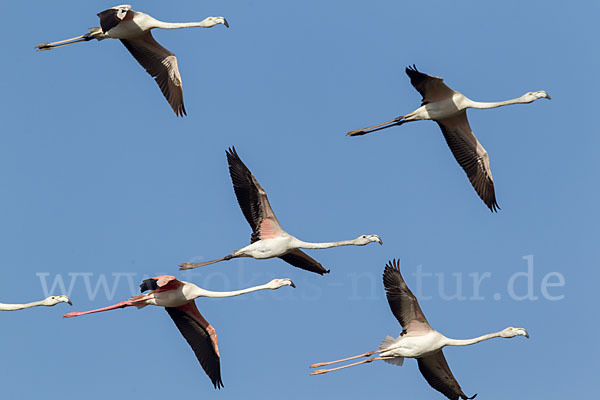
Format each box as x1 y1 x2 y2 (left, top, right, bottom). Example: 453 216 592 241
1 295 71 311
310 259 529 400
180 147 382 275
347 65 550 211
64 275 294 389
35 4 229 116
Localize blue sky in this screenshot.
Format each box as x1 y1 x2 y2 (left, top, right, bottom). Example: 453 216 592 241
1 1 597 398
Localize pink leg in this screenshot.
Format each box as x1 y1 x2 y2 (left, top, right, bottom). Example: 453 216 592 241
63 300 135 318
311 356 394 375
310 350 379 368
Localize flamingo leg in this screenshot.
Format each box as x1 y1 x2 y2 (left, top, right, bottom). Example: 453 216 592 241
346 117 406 136
63 300 137 318
310 350 380 368
35 33 94 51
311 356 395 375
179 255 233 270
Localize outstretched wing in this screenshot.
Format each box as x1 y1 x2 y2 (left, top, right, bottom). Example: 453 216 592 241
405 65 455 105
279 249 330 275
383 259 431 333
417 350 476 400
166 303 223 389
97 5 132 33
226 147 285 243
139 275 180 292
436 112 499 212
120 32 186 116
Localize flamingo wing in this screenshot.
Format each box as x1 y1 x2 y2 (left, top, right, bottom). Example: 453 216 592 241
417 350 476 400
383 259 431 334
279 249 330 275
436 112 499 212
166 303 223 389
226 147 285 243
405 65 455 105
139 275 181 292
97 5 132 33
120 32 186 117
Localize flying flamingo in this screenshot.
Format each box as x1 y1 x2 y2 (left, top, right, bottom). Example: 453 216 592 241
1 295 72 311
179 147 383 275
310 259 529 400
64 275 294 389
35 4 229 116
347 66 550 212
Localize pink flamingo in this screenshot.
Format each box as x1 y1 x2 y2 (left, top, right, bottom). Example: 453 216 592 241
310 260 529 399
347 66 550 211
35 5 229 116
180 147 382 274
64 275 294 388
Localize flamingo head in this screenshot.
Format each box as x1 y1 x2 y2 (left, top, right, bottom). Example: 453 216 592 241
205 16 229 28
43 295 72 307
523 91 551 101
501 326 529 339
267 278 296 290
355 234 383 246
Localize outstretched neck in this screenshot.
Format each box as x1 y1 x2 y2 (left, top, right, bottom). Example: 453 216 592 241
152 18 217 30
443 331 502 347
191 283 272 299
294 239 357 250
0 300 44 311
466 95 531 110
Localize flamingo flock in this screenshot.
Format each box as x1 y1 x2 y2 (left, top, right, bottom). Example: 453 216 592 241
1 3 551 400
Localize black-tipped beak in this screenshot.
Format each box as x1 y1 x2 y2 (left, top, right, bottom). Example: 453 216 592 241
346 129 366 137
223 19 230 28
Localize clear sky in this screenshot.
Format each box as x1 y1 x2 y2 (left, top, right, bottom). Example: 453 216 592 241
1 1 597 399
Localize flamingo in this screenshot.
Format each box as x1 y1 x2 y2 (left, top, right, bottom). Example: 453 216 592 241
0 295 71 311
310 259 529 400
35 4 229 116
179 147 383 275
64 275 294 389
347 66 550 212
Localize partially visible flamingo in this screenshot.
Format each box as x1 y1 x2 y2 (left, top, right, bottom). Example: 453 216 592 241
64 275 294 389
310 259 529 400
1 295 72 311
347 66 550 211
179 147 382 275
35 4 229 116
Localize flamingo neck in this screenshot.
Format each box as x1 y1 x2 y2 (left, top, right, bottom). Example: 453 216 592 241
0 300 45 311
465 95 530 110
443 331 503 347
152 19 216 30
190 282 272 299
294 239 357 249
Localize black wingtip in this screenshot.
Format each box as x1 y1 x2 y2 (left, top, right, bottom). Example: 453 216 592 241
139 278 159 293
467 393 477 400
213 378 224 390
488 200 501 213
384 258 401 272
